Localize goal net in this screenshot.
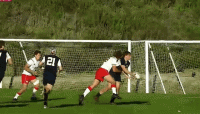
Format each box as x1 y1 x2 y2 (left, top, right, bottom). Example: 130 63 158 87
146 41 200 94
2 39 133 93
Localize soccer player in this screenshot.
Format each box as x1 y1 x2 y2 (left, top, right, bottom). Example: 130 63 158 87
79 51 122 105
39 48 63 109
0 41 13 83
94 51 135 101
13 50 41 101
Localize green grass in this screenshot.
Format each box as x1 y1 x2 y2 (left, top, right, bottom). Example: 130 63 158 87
0 88 200 114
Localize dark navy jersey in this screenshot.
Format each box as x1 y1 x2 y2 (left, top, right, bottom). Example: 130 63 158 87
0 50 8 71
119 57 130 69
43 55 61 76
109 57 130 76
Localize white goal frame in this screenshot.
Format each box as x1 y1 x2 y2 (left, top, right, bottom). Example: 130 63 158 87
0 39 132 92
145 40 200 94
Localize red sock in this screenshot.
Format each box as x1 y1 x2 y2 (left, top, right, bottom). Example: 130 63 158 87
34 87 39 90
88 86 93 91
111 84 116 88
17 92 21 96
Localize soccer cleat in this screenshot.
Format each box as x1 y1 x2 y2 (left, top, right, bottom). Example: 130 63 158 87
79 95 84 105
110 102 117 105
12 98 18 102
110 94 118 104
31 93 37 101
44 101 48 109
94 96 99 102
44 105 47 109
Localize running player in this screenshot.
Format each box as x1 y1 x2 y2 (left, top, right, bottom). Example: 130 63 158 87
94 51 135 101
0 41 13 83
79 51 122 105
39 48 63 109
13 50 41 101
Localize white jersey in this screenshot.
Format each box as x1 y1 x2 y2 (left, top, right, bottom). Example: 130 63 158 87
101 57 121 72
22 57 40 76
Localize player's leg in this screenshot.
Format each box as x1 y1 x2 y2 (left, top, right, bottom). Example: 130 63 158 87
30 77 39 100
104 75 117 94
79 79 101 105
13 74 29 101
13 84 28 101
104 75 118 104
113 74 122 99
0 71 5 82
0 77 2 83
116 81 122 99
44 83 53 109
94 83 111 102
43 72 55 108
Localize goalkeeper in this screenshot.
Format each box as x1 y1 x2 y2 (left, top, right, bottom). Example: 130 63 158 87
94 51 140 101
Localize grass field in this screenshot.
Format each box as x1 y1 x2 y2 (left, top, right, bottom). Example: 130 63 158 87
0 88 200 114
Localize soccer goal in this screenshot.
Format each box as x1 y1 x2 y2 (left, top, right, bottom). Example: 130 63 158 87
145 41 200 94
1 39 135 93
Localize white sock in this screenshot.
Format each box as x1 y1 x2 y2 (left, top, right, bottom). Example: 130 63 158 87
83 88 91 97
33 88 38 93
14 93 20 99
112 87 117 94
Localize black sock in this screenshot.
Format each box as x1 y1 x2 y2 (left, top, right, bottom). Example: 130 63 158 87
96 92 101 97
110 95 116 103
44 89 48 103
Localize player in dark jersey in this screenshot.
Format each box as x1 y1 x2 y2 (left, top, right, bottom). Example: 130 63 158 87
39 48 63 109
79 51 122 105
94 51 135 101
0 41 12 83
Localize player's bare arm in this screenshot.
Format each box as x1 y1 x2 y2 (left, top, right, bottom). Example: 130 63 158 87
24 64 37 76
121 65 136 78
58 66 63 74
7 58 13 65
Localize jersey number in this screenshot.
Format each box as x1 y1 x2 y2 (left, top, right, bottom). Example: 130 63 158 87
47 57 55 66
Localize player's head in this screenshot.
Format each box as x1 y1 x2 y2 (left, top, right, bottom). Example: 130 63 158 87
34 50 41 61
50 48 56 55
123 51 131 60
113 50 122 59
0 41 5 50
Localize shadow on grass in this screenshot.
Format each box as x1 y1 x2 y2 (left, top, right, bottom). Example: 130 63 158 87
50 104 80 108
116 101 151 105
1 97 66 104
0 104 29 108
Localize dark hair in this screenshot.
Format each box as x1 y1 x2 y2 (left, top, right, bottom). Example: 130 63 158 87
0 41 5 48
123 51 131 57
34 50 41 55
113 50 122 59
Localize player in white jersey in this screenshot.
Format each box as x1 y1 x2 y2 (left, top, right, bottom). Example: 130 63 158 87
95 51 138 101
79 51 122 105
13 50 41 102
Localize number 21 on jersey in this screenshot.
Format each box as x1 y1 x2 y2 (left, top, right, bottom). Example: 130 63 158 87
47 57 55 66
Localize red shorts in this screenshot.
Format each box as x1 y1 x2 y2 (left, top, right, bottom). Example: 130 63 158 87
21 74 36 85
95 68 109 82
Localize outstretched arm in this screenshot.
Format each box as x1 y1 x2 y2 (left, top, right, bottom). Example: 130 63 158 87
121 65 136 78
7 58 13 65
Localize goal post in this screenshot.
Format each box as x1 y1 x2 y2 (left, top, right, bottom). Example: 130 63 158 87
145 40 200 94
0 39 133 92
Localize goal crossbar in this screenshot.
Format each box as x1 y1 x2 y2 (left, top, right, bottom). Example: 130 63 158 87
0 39 131 43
